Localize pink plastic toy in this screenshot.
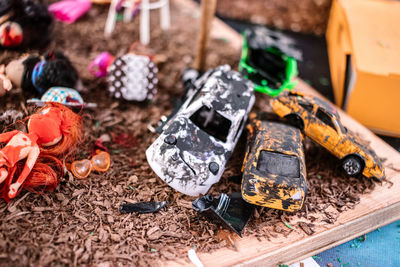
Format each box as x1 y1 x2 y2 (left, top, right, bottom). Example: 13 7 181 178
48 0 92 24
89 52 115 78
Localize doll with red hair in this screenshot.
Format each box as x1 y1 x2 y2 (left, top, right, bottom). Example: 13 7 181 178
0 103 82 201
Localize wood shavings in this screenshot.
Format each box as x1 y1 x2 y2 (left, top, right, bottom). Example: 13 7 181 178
0 1 382 265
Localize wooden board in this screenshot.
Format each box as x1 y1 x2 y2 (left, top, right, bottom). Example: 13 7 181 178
169 1 400 266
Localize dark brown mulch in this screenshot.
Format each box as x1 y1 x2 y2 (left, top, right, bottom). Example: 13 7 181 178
216 0 332 35
0 1 383 266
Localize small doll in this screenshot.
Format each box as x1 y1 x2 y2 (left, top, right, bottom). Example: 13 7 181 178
0 50 80 96
0 0 53 48
89 51 158 102
0 103 83 201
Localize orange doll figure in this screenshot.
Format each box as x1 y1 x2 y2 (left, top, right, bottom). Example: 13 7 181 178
0 103 82 200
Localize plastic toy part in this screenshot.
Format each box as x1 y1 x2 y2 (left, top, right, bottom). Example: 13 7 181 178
107 54 158 101
271 91 385 180
89 52 115 78
27 87 97 108
69 150 111 179
242 120 307 212
49 0 92 24
119 201 168 214
192 192 254 236
239 27 302 97
146 65 255 196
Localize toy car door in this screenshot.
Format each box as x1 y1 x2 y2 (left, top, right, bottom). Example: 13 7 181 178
305 107 340 151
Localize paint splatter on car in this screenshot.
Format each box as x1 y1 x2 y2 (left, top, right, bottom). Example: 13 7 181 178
146 65 255 196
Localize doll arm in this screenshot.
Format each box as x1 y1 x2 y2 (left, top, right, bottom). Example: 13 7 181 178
8 145 40 199
0 130 19 143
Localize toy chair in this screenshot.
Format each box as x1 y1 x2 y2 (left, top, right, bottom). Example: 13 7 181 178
104 0 170 45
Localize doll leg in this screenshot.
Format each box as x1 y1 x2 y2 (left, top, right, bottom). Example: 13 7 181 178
0 130 19 143
0 168 8 184
8 146 40 198
0 153 8 183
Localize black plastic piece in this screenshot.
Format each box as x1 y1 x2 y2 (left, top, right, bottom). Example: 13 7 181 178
192 192 254 236
119 201 168 214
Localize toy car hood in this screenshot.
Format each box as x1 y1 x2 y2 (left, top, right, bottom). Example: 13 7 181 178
195 66 254 118
146 117 229 196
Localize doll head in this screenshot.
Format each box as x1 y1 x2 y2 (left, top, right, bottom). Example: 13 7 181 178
32 51 79 94
1 54 41 94
4 56 26 89
4 51 78 95
28 103 83 155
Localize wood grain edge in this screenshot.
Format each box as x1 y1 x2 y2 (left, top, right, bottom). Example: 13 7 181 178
238 200 400 267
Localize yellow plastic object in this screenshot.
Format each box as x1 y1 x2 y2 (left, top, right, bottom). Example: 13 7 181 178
326 0 400 137
271 91 385 180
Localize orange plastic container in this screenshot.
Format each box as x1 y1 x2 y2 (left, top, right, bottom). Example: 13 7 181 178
326 0 400 137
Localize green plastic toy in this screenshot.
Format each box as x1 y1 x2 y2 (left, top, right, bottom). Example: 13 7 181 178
239 27 302 97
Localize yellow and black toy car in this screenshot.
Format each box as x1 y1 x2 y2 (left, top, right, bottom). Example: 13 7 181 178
241 118 307 212
271 91 385 179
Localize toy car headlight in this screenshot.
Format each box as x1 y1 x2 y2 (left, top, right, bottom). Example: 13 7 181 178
209 162 219 175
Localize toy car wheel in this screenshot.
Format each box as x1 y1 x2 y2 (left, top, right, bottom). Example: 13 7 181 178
342 156 363 176
284 114 304 130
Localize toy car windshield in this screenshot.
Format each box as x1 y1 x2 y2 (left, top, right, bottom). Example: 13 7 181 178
239 27 302 97
257 151 300 179
189 105 232 142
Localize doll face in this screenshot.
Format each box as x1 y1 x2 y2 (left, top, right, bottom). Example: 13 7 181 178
0 21 23 47
5 57 26 88
28 107 63 147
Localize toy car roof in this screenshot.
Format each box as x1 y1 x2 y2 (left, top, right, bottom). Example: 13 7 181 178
253 120 303 154
287 91 340 119
244 27 302 60
191 65 254 119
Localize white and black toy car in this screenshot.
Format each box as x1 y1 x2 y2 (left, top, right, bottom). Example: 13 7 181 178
146 65 255 196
